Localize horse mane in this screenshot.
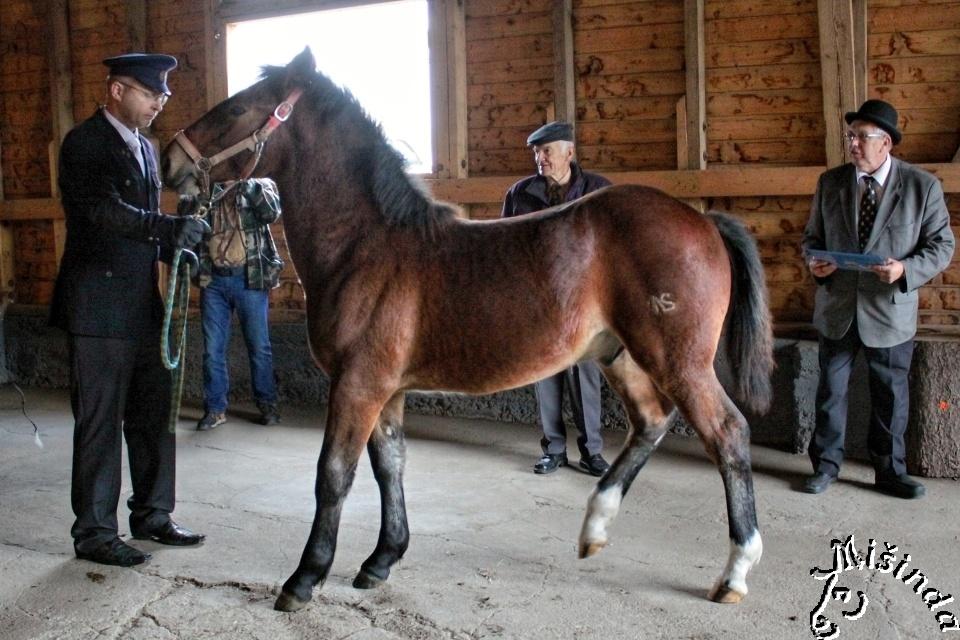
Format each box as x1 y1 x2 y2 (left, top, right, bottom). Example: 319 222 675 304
260 65 458 235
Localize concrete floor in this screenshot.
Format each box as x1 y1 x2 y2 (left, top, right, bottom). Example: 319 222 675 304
0 388 958 640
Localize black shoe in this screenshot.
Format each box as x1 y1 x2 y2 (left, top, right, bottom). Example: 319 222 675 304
534 453 567 474
579 454 611 477
802 472 836 494
256 402 280 426
197 412 226 431
875 474 926 499
132 520 206 546
76 538 150 567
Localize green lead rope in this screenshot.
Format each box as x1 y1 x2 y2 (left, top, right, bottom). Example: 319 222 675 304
161 248 193 433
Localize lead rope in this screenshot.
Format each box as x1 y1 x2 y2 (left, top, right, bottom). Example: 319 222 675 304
161 246 194 433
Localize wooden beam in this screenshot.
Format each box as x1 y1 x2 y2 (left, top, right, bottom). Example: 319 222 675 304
552 0 576 125
683 0 706 170
47 0 74 152
676 97 688 170
429 0 468 178
127 0 147 52
0 142 12 301
6 164 960 220
818 0 859 168
852 0 867 106
206 0 229 108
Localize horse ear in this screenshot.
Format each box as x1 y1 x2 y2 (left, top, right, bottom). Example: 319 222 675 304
288 47 316 81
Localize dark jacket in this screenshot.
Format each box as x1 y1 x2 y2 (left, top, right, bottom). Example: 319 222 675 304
50 108 177 338
192 179 284 290
501 162 611 217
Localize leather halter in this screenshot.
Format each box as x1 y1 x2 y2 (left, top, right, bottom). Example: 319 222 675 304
172 87 303 199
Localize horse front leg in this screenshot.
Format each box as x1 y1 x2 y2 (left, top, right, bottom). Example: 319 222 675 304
353 392 409 589
275 381 387 612
579 354 673 558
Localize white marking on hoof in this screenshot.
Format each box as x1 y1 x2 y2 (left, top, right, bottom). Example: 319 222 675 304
578 485 621 558
709 530 762 603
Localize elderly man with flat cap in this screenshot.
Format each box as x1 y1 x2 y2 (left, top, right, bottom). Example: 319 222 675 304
51 52 209 566
801 99 954 499
501 121 612 477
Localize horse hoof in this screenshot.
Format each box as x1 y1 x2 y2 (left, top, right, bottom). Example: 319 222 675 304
708 582 745 604
274 590 310 612
352 569 386 589
578 540 607 559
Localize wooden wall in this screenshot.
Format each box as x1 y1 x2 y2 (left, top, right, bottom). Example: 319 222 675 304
1 0 959 330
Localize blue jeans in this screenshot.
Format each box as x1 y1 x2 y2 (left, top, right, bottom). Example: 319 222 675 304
200 274 277 413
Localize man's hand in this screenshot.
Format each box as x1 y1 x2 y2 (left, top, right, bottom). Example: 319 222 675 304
172 216 210 249
808 257 837 278
871 258 905 284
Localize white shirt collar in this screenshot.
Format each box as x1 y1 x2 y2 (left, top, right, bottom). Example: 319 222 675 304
102 107 140 149
856 153 892 188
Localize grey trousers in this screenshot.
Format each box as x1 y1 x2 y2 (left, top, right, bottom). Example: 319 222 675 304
535 361 603 458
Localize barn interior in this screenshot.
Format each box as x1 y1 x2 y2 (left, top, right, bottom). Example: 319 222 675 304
1 1 959 638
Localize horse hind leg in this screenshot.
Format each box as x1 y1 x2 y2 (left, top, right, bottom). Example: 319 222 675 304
275 380 390 612
579 352 674 559
673 374 762 604
353 392 410 589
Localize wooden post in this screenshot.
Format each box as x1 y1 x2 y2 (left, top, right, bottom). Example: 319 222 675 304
683 0 706 171
552 0 576 126
852 0 867 106
818 0 859 168
48 0 74 270
430 0 467 179
127 0 147 52
205 0 229 108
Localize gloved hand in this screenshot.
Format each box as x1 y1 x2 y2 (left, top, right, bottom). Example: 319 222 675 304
177 194 206 217
238 179 264 207
171 216 210 249
179 248 199 276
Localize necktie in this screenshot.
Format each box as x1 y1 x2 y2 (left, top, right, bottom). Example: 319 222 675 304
547 182 564 207
129 136 145 176
858 176 878 251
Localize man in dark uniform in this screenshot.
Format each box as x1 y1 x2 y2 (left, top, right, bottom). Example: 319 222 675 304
51 53 209 566
501 121 612 477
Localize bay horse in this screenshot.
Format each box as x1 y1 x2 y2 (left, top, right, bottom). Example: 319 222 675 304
162 48 774 613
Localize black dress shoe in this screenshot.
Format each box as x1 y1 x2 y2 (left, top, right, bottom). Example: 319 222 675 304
132 520 206 546
875 474 926 499
534 452 567 474
76 538 150 567
579 453 611 477
802 472 836 494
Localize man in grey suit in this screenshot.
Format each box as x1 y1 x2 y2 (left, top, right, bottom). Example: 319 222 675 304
801 99 955 499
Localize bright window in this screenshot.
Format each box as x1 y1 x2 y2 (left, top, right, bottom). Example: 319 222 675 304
226 0 433 173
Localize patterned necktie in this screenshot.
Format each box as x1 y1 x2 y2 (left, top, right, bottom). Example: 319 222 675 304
858 176 878 251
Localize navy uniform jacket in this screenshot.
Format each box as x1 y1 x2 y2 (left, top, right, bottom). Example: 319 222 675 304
50 108 175 338
501 162 611 217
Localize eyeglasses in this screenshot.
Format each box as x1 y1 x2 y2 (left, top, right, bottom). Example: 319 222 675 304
844 131 886 144
116 81 168 106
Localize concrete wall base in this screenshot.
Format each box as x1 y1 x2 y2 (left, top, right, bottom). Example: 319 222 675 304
4 306 957 478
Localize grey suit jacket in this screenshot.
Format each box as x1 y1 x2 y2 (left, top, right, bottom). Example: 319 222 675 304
802 157 955 348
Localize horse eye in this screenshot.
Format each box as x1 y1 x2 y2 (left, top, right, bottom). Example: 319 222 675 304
229 105 246 117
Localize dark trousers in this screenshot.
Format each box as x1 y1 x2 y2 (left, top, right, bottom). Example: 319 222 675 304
536 361 603 458
809 323 914 479
69 333 174 552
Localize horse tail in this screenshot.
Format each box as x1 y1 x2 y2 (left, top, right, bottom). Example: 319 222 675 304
707 212 774 414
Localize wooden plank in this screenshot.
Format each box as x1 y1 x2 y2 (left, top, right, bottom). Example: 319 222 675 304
468 102 550 128
575 48 685 76
705 0 816 20
467 58 554 85
469 78 553 107
577 119 677 145
467 33 551 64
574 22 684 55
707 62 822 91
707 87 824 116
707 12 818 45
873 82 960 108
708 139 826 165
870 3 960 32
47 0 74 178
577 72 685 98
817 0 858 168
465 10 551 40
869 29 960 59
465 0 551 18
575 142 678 171
676 97 688 171
684 0 706 170
439 0 468 178
577 95 680 122
708 114 825 141
573 0 683 29
870 56 960 85
552 0 575 124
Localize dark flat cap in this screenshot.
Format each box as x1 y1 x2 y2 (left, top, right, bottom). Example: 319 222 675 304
526 121 574 146
845 99 901 145
103 53 178 96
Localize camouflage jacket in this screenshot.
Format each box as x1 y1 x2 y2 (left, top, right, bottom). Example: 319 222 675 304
191 178 284 290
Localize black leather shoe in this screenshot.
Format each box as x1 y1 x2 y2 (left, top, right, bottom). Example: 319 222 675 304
579 454 611 477
802 472 836 494
534 452 567 474
76 538 150 567
132 520 206 546
257 402 281 426
875 474 926 499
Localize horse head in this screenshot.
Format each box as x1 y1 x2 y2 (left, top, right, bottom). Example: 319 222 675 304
162 47 317 195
